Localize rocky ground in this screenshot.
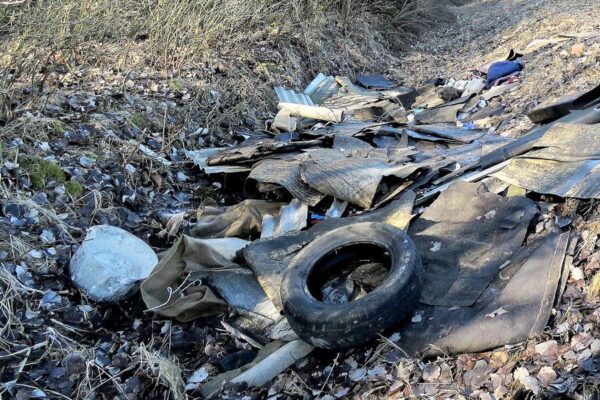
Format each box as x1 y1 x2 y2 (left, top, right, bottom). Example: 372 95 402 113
1 0 600 399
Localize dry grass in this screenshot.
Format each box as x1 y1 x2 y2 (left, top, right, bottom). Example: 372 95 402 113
135 342 186 400
0 0 450 128
587 271 600 301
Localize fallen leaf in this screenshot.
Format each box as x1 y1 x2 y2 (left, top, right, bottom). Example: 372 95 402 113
349 367 366 382
535 340 559 362
490 351 509 368
422 363 441 382
537 366 557 386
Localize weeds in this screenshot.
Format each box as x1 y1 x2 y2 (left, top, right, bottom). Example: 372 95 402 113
20 157 66 189
64 181 84 197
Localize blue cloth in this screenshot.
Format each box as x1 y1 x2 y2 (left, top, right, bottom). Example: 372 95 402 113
486 61 523 85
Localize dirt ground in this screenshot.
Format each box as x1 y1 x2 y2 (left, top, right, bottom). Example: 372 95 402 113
1 0 600 399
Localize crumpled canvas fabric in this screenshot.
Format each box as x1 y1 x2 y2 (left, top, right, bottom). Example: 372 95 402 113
140 235 254 322
190 199 284 239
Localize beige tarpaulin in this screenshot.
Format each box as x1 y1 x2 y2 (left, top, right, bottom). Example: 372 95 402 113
141 236 280 322
190 199 284 238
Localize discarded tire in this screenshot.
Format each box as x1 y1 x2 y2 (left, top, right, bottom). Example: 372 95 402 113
280 222 422 349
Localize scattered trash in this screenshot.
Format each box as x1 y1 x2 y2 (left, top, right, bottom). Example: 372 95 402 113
201 340 313 398
261 199 308 238
486 60 523 87
494 124 600 198
7 20 600 398
141 236 282 322
410 181 537 306
356 74 396 90
191 200 284 238
70 225 158 302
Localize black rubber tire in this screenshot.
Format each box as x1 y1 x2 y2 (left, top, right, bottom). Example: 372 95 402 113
280 222 423 349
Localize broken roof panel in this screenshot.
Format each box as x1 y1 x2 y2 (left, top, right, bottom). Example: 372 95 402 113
493 123 600 198
356 74 396 90
275 86 314 106
303 73 339 104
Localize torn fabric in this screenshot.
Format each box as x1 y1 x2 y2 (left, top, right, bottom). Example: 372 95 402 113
141 236 279 322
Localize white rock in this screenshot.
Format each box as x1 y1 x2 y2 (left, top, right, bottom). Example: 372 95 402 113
69 225 158 302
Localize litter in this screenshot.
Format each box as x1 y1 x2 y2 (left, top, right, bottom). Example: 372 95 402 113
261 199 308 238
409 181 537 306
186 148 251 175
392 232 569 355
141 235 282 322
66 68 600 395
527 83 600 124
356 74 396 90
271 109 297 132
190 200 285 239
200 340 313 398
462 78 486 97
70 225 158 302
493 123 600 198
280 222 422 349
303 73 339 104
486 60 523 87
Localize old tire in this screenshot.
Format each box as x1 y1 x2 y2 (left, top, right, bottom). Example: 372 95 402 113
280 222 422 349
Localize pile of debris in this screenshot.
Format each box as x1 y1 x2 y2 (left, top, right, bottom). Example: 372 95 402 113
3 31 600 398
58 49 600 397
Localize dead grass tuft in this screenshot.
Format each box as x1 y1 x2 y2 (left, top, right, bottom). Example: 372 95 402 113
135 343 186 400
587 271 600 302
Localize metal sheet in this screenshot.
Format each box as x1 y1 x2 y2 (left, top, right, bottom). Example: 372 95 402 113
356 74 396 90
186 148 251 174
274 86 314 106
303 73 339 104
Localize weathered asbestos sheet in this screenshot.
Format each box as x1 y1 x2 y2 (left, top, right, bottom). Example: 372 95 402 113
494 123 600 198
309 121 387 137
300 149 422 208
186 148 251 175
248 157 324 206
206 138 322 165
332 135 390 160
409 181 538 307
408 124 485 143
